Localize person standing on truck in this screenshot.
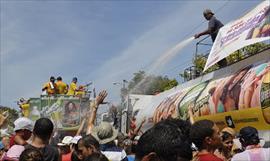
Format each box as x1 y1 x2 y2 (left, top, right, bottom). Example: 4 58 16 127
194 9 227 67
67 77 79 96
42 76 57 95
17 98 30 117
56 76 68 94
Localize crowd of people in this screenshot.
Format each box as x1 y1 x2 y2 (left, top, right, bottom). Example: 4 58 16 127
0 8 268 161
0 89 269 161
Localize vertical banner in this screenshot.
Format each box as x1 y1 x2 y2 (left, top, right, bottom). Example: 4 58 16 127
204 1 270 71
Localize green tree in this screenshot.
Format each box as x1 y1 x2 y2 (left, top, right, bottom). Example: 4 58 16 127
0 106 19 126
128 71 178 95
0 106 19 135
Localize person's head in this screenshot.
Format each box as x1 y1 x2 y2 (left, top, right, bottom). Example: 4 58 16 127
239 126 260 148
92 122 118 145
19 98 25 103
33 118 54 143
71 136 83 161
50 76 55 83
19 148 44 161
83 152 109 161
73 77 78 83
57 136 73 154
203 9 214 20
190 119 222 151
135 118 192 161
78 134 100 159
221 127 236 138
116 132 126 148
66 102 77 112
220 131 234 152
57 76 62 81
14 117 33 141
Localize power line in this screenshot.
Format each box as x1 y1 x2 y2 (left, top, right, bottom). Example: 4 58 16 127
183 0 232 39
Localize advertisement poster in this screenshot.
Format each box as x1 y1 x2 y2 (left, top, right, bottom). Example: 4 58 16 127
152 91 185 124
134 60 270 132
184 61 270 130
204 1 270 71
29 96 83 130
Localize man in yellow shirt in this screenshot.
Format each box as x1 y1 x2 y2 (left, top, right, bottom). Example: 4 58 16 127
17 98 30 117
67 77 78 96
42 76 57 95
56 76 68 94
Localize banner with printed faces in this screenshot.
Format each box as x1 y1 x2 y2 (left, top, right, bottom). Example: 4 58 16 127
29 96 86 130
133 60 270 132
204 1 270 71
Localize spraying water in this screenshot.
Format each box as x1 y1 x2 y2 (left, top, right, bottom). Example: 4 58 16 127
130 36 195 93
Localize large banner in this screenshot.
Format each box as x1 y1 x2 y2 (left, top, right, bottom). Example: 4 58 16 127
29 96 90 130
204 1 270 71
134 59 270 132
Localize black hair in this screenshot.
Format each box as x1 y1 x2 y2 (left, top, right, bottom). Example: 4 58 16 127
83 152 108 161
239 126 260 147
240 136 260 147
221 131 233 142
71 151 82 161
19 148 44 161
33 118 54 141
50 76 55 81
79 134 100 151
65 101 77 113
135 118 192 161
189 119 214 150
57 77 62 81
73 77 78 82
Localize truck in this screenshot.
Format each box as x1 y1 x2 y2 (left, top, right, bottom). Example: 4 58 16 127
125 46 270 145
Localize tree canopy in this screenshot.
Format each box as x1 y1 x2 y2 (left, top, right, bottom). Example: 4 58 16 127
127 71 178 95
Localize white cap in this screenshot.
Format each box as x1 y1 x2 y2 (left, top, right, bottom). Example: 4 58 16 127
203 9 214 16
71 135 82 144
57 136 73 146
14 117 33 132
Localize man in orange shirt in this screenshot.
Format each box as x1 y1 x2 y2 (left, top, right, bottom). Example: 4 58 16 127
56 76 68 94
42 76 57 95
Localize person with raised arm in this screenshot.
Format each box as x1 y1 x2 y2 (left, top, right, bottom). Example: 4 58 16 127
86 90 108 135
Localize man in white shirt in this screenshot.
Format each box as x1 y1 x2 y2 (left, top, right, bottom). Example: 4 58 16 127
232 126 269 161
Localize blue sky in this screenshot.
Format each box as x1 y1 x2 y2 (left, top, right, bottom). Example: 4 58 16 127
0 0 263 108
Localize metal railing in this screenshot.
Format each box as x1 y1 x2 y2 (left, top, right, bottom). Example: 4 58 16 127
183 36 270 82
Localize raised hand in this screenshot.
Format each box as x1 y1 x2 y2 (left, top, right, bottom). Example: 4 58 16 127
95 90 108 106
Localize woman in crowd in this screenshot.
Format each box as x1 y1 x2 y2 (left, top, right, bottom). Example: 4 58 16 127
215 128 235 161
